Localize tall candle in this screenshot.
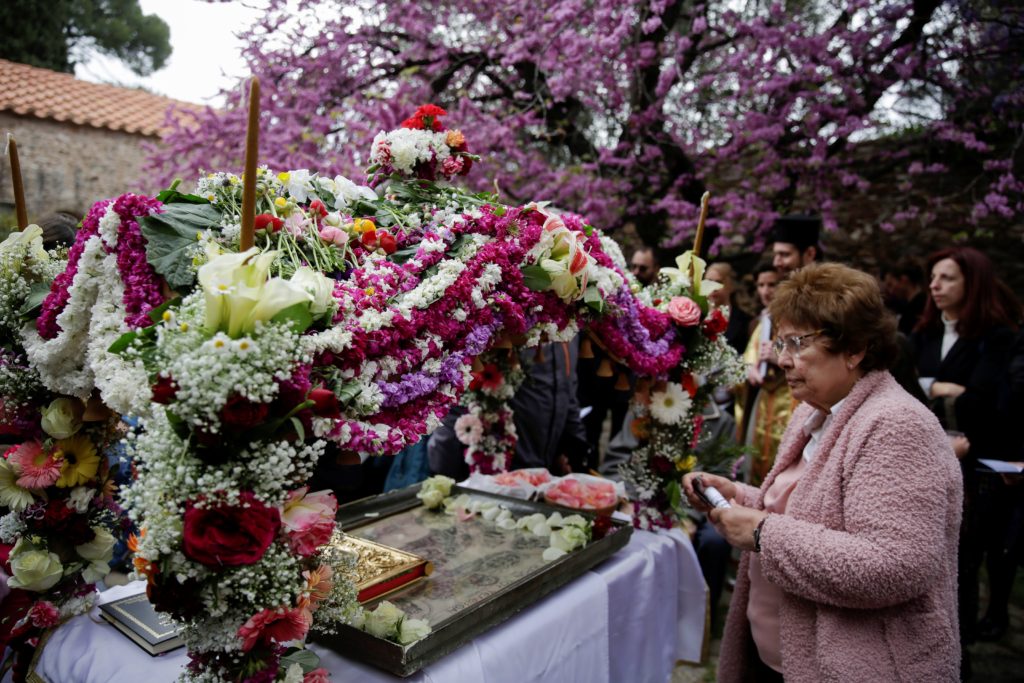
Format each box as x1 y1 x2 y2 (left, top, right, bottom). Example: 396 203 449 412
7 134 28 229
689 191 710 283
240 77 260 251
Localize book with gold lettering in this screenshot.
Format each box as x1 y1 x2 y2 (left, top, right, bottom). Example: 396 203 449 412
331 533 433 603
99 593 184 656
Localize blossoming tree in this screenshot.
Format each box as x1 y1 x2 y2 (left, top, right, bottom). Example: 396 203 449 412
150 0 1024 253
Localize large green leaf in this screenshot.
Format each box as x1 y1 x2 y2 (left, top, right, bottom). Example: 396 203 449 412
269 301 313 335
139 203 223 290
521 264 552 291
18 282 51 319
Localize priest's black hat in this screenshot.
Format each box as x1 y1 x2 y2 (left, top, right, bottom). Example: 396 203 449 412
770 214 821 250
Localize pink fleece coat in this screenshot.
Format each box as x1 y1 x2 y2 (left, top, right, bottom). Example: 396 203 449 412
717 370 962 682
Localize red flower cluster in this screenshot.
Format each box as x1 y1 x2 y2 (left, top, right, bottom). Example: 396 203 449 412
401 104 447 131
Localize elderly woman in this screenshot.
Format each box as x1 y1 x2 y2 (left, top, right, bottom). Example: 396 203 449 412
683 263 962 682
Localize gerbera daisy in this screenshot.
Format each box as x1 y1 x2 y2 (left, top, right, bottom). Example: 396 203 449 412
54 435 100 488
0 459 35 510
8 441 62 488
649 382 692 426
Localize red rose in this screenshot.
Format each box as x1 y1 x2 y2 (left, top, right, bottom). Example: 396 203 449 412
680 373 698 398
151 375 178 404
308 199 328 218
378 232 397 254
220 394 270 430
702 308 729 338
308 388 340 418
182 492 280 568
254 214 284 233
360 230 377 249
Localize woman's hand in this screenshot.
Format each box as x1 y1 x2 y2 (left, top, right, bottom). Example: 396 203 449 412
709 503 769 552
746 364 763 387
682 472 738 513
930 381 966 398
949 435 970 460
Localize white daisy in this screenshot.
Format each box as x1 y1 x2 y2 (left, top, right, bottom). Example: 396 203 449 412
649 382 692 425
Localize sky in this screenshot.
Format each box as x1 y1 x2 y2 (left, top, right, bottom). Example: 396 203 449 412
74 0 265 106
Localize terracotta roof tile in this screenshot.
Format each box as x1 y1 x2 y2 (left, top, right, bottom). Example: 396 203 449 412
0 58 204 136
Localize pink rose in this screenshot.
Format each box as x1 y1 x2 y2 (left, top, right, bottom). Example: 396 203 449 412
237 606 311 652
319 226 347 247
667 296 702 326
281 488 337 556
304 669 330 683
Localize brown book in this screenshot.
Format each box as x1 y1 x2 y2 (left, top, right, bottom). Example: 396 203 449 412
330 534 432 603
99 593 184 656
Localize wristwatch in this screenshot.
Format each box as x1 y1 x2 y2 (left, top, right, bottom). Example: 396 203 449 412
753 517 767 553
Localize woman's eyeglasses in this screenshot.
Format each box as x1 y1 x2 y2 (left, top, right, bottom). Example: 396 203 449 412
772 329 825 357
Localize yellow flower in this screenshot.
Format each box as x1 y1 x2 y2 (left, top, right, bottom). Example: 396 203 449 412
364 286 375 296
55 435 100 488
676 455 698 472
274 197 288 209
278 171 290 183
352 218 375 234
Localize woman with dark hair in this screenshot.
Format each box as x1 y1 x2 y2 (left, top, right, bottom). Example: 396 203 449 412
684 263 962 682
913 246 1022 662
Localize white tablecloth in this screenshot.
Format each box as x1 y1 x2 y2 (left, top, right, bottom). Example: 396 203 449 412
29 527 706 683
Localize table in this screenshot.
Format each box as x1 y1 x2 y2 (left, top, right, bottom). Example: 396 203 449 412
27 526 707 683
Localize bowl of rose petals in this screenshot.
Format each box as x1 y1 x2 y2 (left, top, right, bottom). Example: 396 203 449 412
543 474 620 515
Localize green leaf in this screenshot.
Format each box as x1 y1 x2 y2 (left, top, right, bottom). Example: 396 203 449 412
388 245 421 264
521 264 552 291
280 648 320 674
583 286 605 314
666 479 682 511
335 381 363 407
269 302 313 335
155 188 209 205
289 416 306 442
18 282 51 319
139 203 224 289
107 329 140 355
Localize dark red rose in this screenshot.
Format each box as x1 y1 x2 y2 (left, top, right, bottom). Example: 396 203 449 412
650 455 674 475
147 574 205 620
680 373 698 398
151 375 178 404
592 515 615 541
182 492 280 568
220 394 270 430
702 308 728 338
308 387 340 418
254 214 284 233
24 501 95 546
458 155 473 176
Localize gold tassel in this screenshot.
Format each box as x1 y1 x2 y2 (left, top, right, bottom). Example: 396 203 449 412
472 356 484 372
596 358 614 377
535 345 546 363
580 337 595 359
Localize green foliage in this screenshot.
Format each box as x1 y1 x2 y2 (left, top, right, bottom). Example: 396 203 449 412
138 203 222 290
0 0 170 76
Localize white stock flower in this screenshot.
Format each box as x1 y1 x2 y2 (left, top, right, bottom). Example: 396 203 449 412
331 174 377 209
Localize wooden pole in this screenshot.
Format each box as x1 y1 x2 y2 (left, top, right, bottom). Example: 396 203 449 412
689 191 710 282
240 77 260 251
7 134 28 229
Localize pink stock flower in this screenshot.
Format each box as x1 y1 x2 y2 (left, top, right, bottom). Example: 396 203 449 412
8 441 62 489
281 487 337 556
667 296 702 327
237 607 311 652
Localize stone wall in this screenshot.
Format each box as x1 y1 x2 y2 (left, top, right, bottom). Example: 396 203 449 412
0 112 157 223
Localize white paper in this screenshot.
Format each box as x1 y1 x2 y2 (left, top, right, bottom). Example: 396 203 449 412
978 459 1024 474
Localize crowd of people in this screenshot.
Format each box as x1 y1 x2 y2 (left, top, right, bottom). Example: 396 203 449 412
7 204 1021 681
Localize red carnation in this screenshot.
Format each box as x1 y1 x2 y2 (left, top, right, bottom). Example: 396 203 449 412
182 492 280 568
415 104 447 119
308 387 340 418
254 214 284 233
220 394 270 430
151 375 178 404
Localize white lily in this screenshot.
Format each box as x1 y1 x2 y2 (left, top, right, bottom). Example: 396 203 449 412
290 267 336 317
661 250 722 298
332 174 377 209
